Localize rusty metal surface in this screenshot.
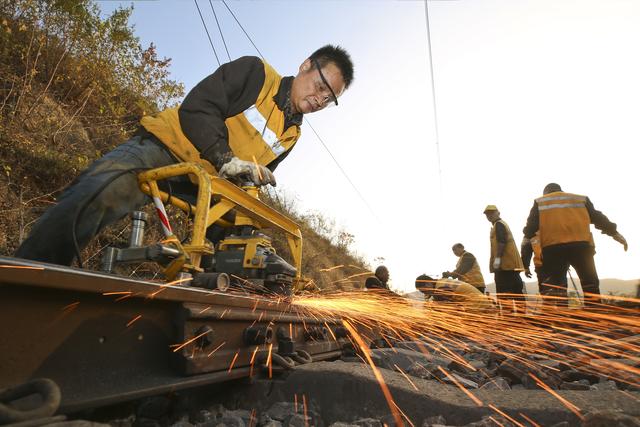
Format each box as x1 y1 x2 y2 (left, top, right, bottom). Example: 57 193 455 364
0 257 346 413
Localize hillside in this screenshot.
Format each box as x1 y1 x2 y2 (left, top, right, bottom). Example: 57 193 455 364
0 0 369 289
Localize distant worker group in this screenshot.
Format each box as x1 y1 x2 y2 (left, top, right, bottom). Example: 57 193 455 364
368 182 627 311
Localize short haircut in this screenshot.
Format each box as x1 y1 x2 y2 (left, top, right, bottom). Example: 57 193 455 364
452 243 464 251
415 274 435 289
309 45 354 89
374 265 388 276
543 183 562 194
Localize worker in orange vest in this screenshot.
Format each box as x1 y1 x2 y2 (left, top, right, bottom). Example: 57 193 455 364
522 183 627 305
484 205 525 308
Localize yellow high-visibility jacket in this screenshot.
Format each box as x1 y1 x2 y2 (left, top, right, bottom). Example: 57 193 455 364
536 192 593 248
490 219 524 272
140 57 302 174
455 252 486 288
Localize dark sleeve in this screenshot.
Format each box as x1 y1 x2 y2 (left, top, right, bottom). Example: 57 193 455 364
586 197 617 236
495 222 508 243
178 56 265 169
521 240 532 269
522 201 539 239
453 253 474 275
365 277 383 289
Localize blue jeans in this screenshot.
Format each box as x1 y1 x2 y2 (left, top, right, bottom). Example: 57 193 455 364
15 137 177 265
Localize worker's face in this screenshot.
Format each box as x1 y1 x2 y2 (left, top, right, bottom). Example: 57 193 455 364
291 59 346 114
484 211 499 223
452 246 464 257
376 268 389 284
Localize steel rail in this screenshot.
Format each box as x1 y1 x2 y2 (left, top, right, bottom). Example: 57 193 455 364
0 257 347 413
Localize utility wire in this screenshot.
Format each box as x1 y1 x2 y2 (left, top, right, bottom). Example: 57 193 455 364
304 119 380 222
208 0 231 62
424 0 443 195
194 0 221 67
220 0 265 60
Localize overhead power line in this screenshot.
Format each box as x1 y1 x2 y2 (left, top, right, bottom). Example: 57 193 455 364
304 119 380 221
424 0 443 195
208 0 231 62
220 0 265 60
193 0 221 67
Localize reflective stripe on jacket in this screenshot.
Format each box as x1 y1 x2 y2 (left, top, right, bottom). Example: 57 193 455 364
455 252 485 288
536 191 591 248
490 219 524 272
140 59 300 174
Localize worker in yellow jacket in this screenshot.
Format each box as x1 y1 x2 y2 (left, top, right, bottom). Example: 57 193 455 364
414 274 494 311
442 243 486 293
17 46 354 265
484 205 525 308
522 183 627 304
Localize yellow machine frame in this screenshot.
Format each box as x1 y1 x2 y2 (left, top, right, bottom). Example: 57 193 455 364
137 163 303 281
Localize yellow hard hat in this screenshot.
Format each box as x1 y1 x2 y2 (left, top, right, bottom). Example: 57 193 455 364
483 204 498 213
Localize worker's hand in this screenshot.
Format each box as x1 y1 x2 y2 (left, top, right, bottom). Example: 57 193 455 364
492 257 501 270
524 268 532 279
219 157 276 187
441 271 451 278
613 232 628 251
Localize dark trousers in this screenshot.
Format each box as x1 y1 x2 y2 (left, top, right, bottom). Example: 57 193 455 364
15 137 190 265
541 242 599 297
535 265 567 294
494 270 524 297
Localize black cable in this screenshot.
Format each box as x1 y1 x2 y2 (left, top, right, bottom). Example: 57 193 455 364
72 167 149 268
220 0 265 60
193 0 221 66
304 119 380 222
424 0 443 195
208 0 231 62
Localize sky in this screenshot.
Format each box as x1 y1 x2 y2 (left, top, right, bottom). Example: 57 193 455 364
98 0 640 293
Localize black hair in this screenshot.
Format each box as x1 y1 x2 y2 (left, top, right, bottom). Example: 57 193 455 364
452 243 464 251
415 274 435 289
543 183 562 194
309 45 354 89
374 265 388 276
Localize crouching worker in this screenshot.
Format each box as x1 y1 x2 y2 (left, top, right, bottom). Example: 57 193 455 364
415 274 495 311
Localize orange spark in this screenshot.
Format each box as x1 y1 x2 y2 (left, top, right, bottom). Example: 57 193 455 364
207 341 226 357
437 367 483 407
126 315 142 327
528 373 584 420
342 320 405 427
172 330 210 353
228 351 239 373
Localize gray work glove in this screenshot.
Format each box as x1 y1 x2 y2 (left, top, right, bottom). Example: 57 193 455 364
218 157 276 187
492 257 502 270
613 232 628 251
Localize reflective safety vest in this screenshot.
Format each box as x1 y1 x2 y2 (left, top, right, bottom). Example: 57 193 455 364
536 192 591 248
456 252 485 288
490 219 524 272
531 233 542 268
140 61 301 174
434 279 494 311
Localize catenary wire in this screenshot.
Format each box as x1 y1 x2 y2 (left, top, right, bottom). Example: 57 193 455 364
193 0 221 67
208 0 231 62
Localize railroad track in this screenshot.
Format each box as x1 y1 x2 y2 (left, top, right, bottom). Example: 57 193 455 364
0 256 348 416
